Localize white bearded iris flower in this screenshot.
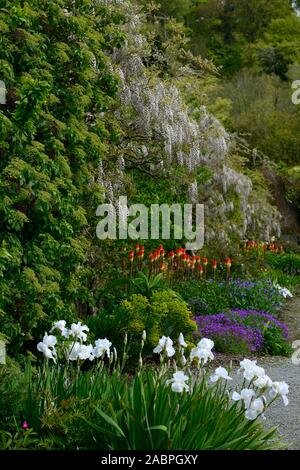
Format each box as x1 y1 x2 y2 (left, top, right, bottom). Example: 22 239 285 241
68 342 81 361
77 344 94 361
245 397 265 421
93 338 112 358
197 338 214 350
210 367 232 383
167 371 189 393
232 388 255 409
37 333 57 362
269 381 289 406
239 359 266 381
153 336 175 357
253 375 273 389
70 322 89 342
178 333 187 348
190 337 214 364
51 320 69 338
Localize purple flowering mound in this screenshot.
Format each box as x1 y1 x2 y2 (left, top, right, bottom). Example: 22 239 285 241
195 309 290 355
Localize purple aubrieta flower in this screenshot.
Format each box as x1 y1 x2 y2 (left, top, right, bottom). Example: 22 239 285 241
195 309 289 353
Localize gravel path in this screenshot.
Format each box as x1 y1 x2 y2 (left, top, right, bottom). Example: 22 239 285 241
257 356 299 449
259 293 300 450
213 294 300 449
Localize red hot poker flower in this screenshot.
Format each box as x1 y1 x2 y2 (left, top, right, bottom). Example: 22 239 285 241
160 263 167 271
202 257 208 266
212 259 217 270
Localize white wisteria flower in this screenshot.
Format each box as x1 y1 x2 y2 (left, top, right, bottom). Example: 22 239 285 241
153 336 175 357
232 388 256 409
210 367 232 383
69 322 89 342
269 381 289 406
178 333 187 348
167 371 189 393
245 397 265 421
37 333 57 362
93 338 112 358
51 320 69 338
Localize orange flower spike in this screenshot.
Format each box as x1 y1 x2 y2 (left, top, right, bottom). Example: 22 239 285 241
135 243 140 252
212 259 217 270
159 263 167 272
202 257 208 267
129 250 135 262
198 265 203 276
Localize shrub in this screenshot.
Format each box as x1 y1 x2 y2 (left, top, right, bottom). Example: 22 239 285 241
180 279 283 315
266 252 300 277
0 0 124 356
88 290 197 360
0 357 26 427
150 290 197 339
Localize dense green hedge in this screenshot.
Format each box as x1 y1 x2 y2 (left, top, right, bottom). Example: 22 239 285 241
0 0 124 355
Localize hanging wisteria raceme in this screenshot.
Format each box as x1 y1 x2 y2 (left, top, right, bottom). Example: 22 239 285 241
95 0 281 245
